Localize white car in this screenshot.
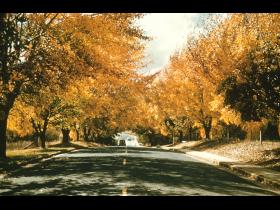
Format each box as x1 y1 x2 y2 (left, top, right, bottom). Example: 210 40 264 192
114 131 140 147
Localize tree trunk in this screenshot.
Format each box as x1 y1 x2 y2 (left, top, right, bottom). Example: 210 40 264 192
172 129 175 145
40 118 48 149
0 101 13 158
0 115 8 158
30 118 39 147
37 124 46 149
87 128 91 141
91 131 96 142
205 127 211 140
188 126 193 140
227 127 230 141
179 130 183 142
203 117 212 140
276 119 280 139
83 127 91 142
33 132 39 147
75 129 79 141
40 132 46 149
40 120 48 149
83 126 89 141
62 129 70 145
90 130 95 141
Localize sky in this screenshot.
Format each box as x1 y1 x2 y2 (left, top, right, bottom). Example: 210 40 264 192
135 13 210 75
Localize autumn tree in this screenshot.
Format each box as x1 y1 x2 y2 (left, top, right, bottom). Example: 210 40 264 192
0 13 149 157
218 36 280 121
155 54 218 140
50 99 80 145
151 14 280 143
218 34 280 140
0 13 64 157
77 72 151 143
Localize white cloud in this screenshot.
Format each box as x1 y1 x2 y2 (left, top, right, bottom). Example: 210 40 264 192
135 13 209 74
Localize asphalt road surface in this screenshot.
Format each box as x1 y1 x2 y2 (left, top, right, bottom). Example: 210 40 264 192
0 147 279 195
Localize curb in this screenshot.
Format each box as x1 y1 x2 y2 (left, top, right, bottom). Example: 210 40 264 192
187 151 280 191
159 147 186 154
168 148 186 154
0 148 77 179
161 147 280 191
219 161 280 190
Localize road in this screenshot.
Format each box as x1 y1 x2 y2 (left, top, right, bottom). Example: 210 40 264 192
0 147 279 195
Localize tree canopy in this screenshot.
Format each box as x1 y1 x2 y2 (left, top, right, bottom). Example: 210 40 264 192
2 13 280 158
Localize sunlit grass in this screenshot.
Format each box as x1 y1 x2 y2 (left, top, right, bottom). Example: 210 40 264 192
4 140 100 162
1 141 93 174
7 147 74 159
6 140 75 160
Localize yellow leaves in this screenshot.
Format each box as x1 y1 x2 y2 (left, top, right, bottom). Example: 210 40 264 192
150 14 280 135
1 13 152 144
8 100 34 137
209 96 221 112
48 13 147 84
219 107 241 126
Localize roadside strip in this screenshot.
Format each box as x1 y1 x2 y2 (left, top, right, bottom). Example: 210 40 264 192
184 150 280 190
0 148 78 179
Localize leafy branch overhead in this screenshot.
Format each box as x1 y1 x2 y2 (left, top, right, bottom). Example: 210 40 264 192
1 13 280 158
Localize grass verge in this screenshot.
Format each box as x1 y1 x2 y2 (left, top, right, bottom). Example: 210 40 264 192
172 139 280 172
0 141 101 175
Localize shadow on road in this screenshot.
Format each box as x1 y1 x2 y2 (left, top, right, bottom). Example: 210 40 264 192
0 148 278 195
